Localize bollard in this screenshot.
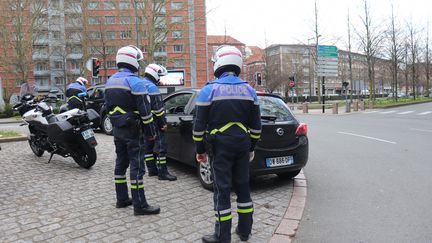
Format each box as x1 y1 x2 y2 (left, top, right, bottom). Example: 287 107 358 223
332 103 338 114
345 101 351 113
303 103 308 113
368 102 374 109
353 101 359 111
360 101 365 111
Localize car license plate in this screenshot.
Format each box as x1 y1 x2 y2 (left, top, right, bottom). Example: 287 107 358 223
81 129 95 140
266 156 294 167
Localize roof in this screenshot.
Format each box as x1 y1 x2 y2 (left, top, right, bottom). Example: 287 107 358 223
245 46 265 65
207 35 245 46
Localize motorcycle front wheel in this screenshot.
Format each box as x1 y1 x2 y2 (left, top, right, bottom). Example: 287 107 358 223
28 138 44 157
72 139 97 169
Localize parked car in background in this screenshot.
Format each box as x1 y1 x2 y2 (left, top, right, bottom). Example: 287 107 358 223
163 89 309 189
85 85 112 135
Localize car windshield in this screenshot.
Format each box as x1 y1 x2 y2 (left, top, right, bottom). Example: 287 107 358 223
258 95 294 122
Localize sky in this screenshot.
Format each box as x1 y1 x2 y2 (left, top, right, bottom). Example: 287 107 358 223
206 0 432 51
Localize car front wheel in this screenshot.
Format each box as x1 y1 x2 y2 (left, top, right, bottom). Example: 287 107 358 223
197 155 214 191
101 115 113 135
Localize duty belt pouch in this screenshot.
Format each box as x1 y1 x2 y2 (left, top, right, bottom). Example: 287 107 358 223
125 114 140 134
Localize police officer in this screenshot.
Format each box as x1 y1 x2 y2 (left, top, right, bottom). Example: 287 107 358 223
65 77 88 110
193 45 262 243
143 64 177 181
105 45 160 216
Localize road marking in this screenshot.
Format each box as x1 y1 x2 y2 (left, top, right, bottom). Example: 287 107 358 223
363 110 380 114
410 128 432 133
397 111 415 115
380 110 396 114
337 132 397 144
417 111 432 115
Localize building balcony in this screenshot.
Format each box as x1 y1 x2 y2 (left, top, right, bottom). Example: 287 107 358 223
154 51 167 57
67 53 83 59
34 70 51 76
32 53 50 60
69 69 81 75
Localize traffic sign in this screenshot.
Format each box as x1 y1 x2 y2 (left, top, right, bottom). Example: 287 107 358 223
317 45 338 77
289 81 295 87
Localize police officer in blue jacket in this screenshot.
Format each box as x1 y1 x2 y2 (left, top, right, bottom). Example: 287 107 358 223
66 77 88 110
193 45 262 243
143 64 177 181
105 45 160 216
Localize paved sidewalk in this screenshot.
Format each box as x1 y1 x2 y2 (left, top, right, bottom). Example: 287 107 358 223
0 134 295 242
0 117 21 124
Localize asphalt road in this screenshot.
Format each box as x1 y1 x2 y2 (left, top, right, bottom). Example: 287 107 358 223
294 102 432 242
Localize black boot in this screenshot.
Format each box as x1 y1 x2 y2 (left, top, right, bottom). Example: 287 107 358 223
134 204 161 216
236 227 250 241
148 170 158 177
116 198 132 208
202 234 220 243
158 172 177 181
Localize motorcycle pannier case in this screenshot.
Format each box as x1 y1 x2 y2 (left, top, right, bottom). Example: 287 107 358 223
47 120 73 143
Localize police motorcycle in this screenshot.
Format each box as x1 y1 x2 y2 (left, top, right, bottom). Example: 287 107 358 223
13 90 100 169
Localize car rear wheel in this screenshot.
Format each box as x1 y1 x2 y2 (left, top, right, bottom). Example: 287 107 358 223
197 155 214 191
277 169 301 179
101 115 113 135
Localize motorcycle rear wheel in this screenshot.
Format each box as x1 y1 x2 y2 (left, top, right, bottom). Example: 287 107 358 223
72 139 97 169
28 138 44 157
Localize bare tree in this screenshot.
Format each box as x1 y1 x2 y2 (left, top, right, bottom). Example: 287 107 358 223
356 0 384 101
406 20 421 99
347 10 354 102
0 0 47 101
426 22 430 97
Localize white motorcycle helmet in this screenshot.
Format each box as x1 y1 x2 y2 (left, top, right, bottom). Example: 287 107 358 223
212 45 243 78
145 64 168 81
76 77 88 86
116 45 144 71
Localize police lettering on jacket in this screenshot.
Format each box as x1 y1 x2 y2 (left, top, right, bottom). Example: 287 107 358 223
193 72 262 154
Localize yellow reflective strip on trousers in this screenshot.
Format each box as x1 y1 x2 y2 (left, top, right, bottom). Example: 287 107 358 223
142 117 154 124
67 96 82 102
153 111 165 117
216 214 233 222
157 160 167 165
130 185 144 189
109 106 127 115
237 208 254 214
114 179 127 183
193 136 203 141
145 157 154 161
250 134 261 139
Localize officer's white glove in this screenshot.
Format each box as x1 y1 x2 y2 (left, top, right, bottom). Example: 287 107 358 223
249 151 255 162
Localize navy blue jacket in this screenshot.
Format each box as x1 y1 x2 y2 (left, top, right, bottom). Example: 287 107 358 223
143 78 167 129
105 68 155 137
193 73 262 154
66 82 87 109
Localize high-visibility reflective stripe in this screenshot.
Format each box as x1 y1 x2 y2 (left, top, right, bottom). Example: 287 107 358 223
153 107 164 113
141 114 153 120
217 208 232 215
249 129 261 134
237 202 253 207
114 179 127 183
193 136 203 141
67 96 82 102
216 214 233 222
193 130 205 136
130 180 143 184
130 185 144 189
131 91 148 95
250 134 261 139
153 111 165 117
105 86 131 91
237 208 254 214
196 101 211 106
210 122 248 135
114 175 126 179
142 117 154 124
109 106 127 115
212 96 254 102
145 157 154 161
157 160 167 165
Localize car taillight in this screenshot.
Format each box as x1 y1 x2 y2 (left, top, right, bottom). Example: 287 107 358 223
295 123 308 136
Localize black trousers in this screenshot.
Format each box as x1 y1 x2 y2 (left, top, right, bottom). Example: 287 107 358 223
144 129 168 174
211 135 254 243
113 126 148 208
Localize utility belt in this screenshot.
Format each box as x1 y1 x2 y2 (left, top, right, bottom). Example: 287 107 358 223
109 106 141 130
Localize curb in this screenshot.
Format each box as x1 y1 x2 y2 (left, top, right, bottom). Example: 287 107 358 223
0 120 21 124
0 134 27 143
268 170 307 243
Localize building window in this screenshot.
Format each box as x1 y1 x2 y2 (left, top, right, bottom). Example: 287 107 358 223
135 2 145 9
55 77 65 85
70 45 82 54
173 45 183 53
91 46 102 54
155 16 166 28
120 31 132 39
106 60 117 69
35 77 49 86
105 16 116 24
68 2 81 12
54 61 64 69
136 16 147 24
171 2 183 10
156 45 166 53
89 31 101 40
88 2 99 10
173 59 185 67
52 31 61 40
120 16 131 24
69 61 80 70
106 31 116 39
171 16 183 24
88 17 100 25
119 1 130 10
104 1 115 10
172 30 183 38
36 62 49 71
105 46 117 54
51 0 60 9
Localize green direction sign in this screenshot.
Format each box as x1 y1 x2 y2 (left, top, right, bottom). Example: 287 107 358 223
318 45 338 57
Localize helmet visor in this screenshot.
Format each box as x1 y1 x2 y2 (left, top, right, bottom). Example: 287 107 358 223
128 45 144 61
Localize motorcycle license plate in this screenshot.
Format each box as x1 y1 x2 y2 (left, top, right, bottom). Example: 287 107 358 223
81 129 95 140
265 156 294 167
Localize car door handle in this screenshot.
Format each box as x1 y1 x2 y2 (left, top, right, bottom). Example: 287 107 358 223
171 122 179 127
